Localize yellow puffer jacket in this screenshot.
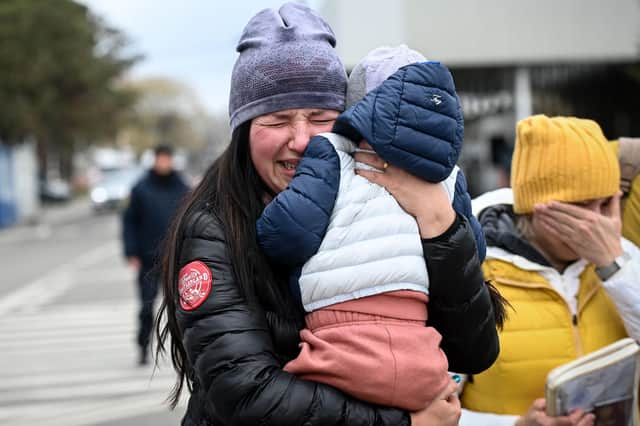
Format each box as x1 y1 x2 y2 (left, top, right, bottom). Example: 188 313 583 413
461 258 627 415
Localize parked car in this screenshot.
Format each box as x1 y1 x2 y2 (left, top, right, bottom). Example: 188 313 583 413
39 178 72 203
90 167 142 212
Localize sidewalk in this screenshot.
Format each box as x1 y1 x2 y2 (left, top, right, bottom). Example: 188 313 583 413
0 197 95 244
39 196 94 227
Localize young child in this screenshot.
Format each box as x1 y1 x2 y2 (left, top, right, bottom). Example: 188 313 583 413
256 45 493 411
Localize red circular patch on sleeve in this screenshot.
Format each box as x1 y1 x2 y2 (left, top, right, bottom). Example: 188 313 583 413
178 261 212 311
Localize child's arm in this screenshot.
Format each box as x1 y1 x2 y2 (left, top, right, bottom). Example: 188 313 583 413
256 134 340 265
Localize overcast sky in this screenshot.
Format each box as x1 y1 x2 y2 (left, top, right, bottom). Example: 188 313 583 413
79 0 323 115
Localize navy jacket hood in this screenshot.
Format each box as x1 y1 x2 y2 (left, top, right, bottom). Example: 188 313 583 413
333 61 464 183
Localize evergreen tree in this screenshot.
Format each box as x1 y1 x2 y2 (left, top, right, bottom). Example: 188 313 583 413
0 0 140 178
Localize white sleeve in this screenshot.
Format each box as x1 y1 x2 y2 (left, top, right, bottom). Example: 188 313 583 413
601 238 640 341
440 165 459 203
459 408 519 426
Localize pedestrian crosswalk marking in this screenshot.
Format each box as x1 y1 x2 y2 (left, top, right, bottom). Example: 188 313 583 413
0 369 170 389
0 241 119 316
0 299 186 426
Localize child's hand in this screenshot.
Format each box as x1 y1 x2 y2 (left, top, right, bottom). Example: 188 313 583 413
355 140 455 238
410 378 461 426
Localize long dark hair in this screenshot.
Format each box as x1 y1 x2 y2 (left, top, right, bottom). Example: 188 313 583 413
154 122 298 408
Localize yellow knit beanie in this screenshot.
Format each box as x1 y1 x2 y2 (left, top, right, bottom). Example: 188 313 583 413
511 115 620 214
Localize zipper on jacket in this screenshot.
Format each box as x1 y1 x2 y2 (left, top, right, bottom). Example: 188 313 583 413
571 314 584 357
498 276 586 357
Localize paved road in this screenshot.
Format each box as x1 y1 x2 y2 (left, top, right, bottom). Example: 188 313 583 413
0 201 186 425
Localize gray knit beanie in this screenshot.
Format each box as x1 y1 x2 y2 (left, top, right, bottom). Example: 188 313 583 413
228 3 347 132
346 44 426 108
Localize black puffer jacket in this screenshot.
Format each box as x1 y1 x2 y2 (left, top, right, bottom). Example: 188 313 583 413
176 211 498 425
123 170 190 266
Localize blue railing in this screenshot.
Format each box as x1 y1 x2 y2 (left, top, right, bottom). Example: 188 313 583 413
0 144 17 228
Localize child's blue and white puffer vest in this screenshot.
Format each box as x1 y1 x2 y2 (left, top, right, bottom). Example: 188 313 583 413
300 132 436 311
256 62 485 312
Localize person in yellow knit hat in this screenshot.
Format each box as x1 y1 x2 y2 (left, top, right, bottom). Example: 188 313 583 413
459 115 640 426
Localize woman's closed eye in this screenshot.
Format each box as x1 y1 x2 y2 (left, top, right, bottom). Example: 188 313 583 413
261 121 288 128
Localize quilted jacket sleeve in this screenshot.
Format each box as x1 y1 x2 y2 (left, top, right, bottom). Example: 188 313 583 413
256 135 340 265
422 214 499 374
452 168 487 261
176 212 411 426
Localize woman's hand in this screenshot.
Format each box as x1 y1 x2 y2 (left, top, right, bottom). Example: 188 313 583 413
533 193 624 267
354 141 455 239
410 379 461 426
515 399 595 426
127 256 141 270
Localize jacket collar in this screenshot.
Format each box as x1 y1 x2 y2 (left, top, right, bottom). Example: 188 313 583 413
479 202 552 267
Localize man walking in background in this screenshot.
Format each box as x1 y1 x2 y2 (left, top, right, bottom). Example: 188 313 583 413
123 144 190 365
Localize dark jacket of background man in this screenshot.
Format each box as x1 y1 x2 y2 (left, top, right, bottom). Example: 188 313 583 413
122 145 190 365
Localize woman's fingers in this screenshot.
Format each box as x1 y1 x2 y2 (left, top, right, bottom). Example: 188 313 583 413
536 203 585 229
437 378 459 400
575 413 595 426
355 168 386 185
546 201 589 219
355 139 390 172
602 192 622 220
354 150 387 172
358 140 374 151
538 214 572 238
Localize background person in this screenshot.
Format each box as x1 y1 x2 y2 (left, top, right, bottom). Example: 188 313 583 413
122 144 189 365
459 115 640 426
610 137 640 247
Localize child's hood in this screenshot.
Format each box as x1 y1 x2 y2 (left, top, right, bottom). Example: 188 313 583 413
333 61 464 183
